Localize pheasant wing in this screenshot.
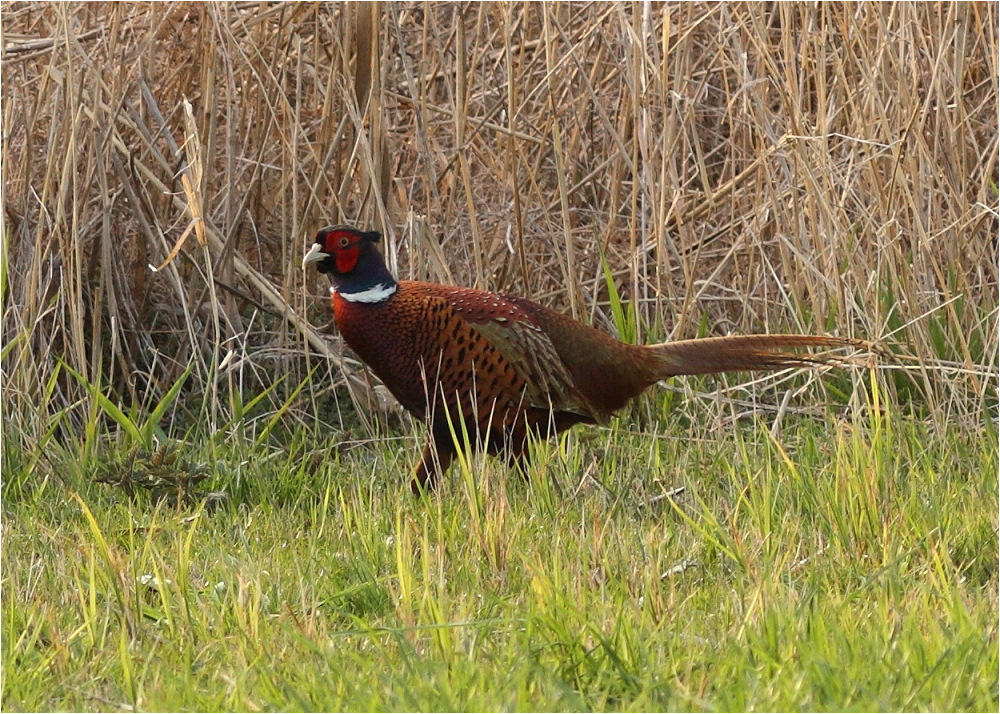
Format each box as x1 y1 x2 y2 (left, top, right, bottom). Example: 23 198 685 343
405 282 600 421
468 317 598 420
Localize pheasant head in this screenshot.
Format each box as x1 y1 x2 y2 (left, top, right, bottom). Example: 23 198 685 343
303 225 396 303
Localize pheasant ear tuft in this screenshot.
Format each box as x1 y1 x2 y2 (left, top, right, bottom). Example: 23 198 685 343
363 230 382 243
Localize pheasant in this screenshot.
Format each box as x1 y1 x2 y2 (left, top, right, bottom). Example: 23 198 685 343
304 225 863 492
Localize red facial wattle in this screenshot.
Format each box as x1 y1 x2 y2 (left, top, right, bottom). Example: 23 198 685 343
335 244 359 274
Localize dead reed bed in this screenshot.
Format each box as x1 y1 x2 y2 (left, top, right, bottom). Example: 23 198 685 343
2 2 997 446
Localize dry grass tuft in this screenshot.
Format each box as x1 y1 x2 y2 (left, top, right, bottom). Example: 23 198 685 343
3 2 997 443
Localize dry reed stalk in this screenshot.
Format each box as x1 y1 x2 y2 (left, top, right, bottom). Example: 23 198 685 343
1 2 995 448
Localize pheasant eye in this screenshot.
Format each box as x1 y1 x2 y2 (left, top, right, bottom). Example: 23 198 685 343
338 236 351 248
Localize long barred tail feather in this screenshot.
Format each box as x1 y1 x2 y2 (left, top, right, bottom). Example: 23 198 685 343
648 334 870 379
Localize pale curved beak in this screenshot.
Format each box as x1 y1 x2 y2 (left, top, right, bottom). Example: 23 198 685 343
302 242 328 268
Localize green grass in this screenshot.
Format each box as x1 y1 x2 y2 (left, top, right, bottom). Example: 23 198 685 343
4 398 997 711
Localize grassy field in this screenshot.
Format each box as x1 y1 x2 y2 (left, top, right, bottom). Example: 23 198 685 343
3 2 998 711
4 396 998 711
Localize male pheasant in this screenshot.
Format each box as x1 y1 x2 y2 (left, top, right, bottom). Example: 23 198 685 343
305 225 862 492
